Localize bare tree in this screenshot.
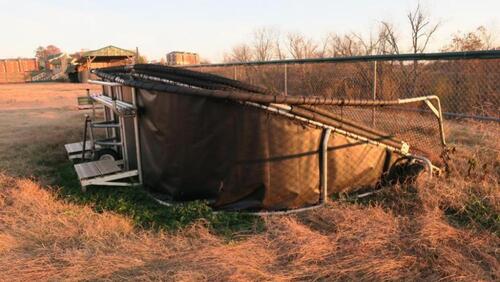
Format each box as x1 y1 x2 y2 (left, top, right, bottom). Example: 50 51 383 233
226 43 253 63
286 32 318 59
274 33 287 60
443 26 495 51
408 3 440 54
378 22 400 54
253 28 277 61
352 32 384 55
321 33 341 57
397 4 440 97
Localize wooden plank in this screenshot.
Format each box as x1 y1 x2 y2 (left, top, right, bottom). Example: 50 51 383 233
74 160 121 180
95 159 121 175
65 141 93 154
75 162 101 180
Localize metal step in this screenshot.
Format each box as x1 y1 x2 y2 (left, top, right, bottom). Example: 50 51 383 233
91 121 120 128
94 137 122 146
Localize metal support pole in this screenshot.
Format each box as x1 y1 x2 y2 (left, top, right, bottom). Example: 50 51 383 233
81 115 90 161
87 88 96 118
116 86 129 170
284 63 288 96
131 87 143 185
109 86 117 149
319 128 332 204
372 61 377 126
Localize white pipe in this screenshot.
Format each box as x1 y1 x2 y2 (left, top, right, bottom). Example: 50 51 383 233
245 101 407 155
88 79 122 87
409 155 435 181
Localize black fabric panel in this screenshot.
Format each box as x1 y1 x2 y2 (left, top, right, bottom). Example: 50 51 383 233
137 89 324 210
137 89 396 211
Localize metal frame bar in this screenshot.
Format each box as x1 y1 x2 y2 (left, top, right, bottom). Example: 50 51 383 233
250 102 441 180
84 77 445 211
257 101 443 180
372 61 377 126
319 128 332 204
264 102 408 154
185 50 500 68
116 86 129 170
410 155 439 180
90 94 136 116
131 87 143 185
108 85 117 148
73 80 143 189
394 95 446 146
88 79 122 87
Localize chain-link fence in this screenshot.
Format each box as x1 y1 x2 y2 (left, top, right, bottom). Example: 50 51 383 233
95 64 450 207
188 51 499 120
183 51 498 162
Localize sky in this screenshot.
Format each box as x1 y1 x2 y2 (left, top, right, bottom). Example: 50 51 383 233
0 0 498 62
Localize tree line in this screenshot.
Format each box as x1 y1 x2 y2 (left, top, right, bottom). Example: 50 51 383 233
223 4 498 63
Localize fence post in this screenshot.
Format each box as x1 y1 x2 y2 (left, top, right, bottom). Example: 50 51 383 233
284 63 288 96
233 65 237 80
371 60 378 126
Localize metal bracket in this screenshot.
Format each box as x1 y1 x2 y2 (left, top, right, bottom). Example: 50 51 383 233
401 142 410 155
424 99 440 118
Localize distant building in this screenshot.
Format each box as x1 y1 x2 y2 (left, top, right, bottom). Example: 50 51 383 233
75 45 136 71
166 51 199 66
70 45 136 82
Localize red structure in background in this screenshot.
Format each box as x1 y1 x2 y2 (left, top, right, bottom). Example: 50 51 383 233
0 58 39 83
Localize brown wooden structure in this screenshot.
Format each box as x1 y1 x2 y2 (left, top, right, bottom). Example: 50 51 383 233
70 46 135 83
77 46 136 71
0 58 39 83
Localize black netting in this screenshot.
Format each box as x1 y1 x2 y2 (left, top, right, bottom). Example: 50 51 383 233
92 63 459 209
94 64 449 163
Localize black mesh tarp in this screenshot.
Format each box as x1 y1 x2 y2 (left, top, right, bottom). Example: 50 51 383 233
94 65 408 211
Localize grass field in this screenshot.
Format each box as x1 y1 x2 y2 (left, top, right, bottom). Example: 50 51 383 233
0 83 498 281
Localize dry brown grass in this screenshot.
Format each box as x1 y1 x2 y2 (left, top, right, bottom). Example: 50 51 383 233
0 83 499 281
0 173 498 281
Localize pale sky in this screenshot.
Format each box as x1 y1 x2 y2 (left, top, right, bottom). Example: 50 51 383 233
0 0 498 62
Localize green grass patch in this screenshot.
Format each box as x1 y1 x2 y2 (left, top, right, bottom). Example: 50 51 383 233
445 193 500 236
0 123 264 238
50 161 264 238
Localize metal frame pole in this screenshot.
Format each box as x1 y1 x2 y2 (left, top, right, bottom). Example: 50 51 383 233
320 128 332 204
116 86 129 170
86 88 96 119
372 61 377 126
284 63 288 96
109 86 117 150
81 115 90 161
131 87 143 185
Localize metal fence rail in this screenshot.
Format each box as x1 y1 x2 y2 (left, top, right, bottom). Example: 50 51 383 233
186 50 500 122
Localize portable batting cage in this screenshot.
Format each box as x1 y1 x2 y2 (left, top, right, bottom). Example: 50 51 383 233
65 64 447 211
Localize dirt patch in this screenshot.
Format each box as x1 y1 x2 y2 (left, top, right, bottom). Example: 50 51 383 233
0 83 99 111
